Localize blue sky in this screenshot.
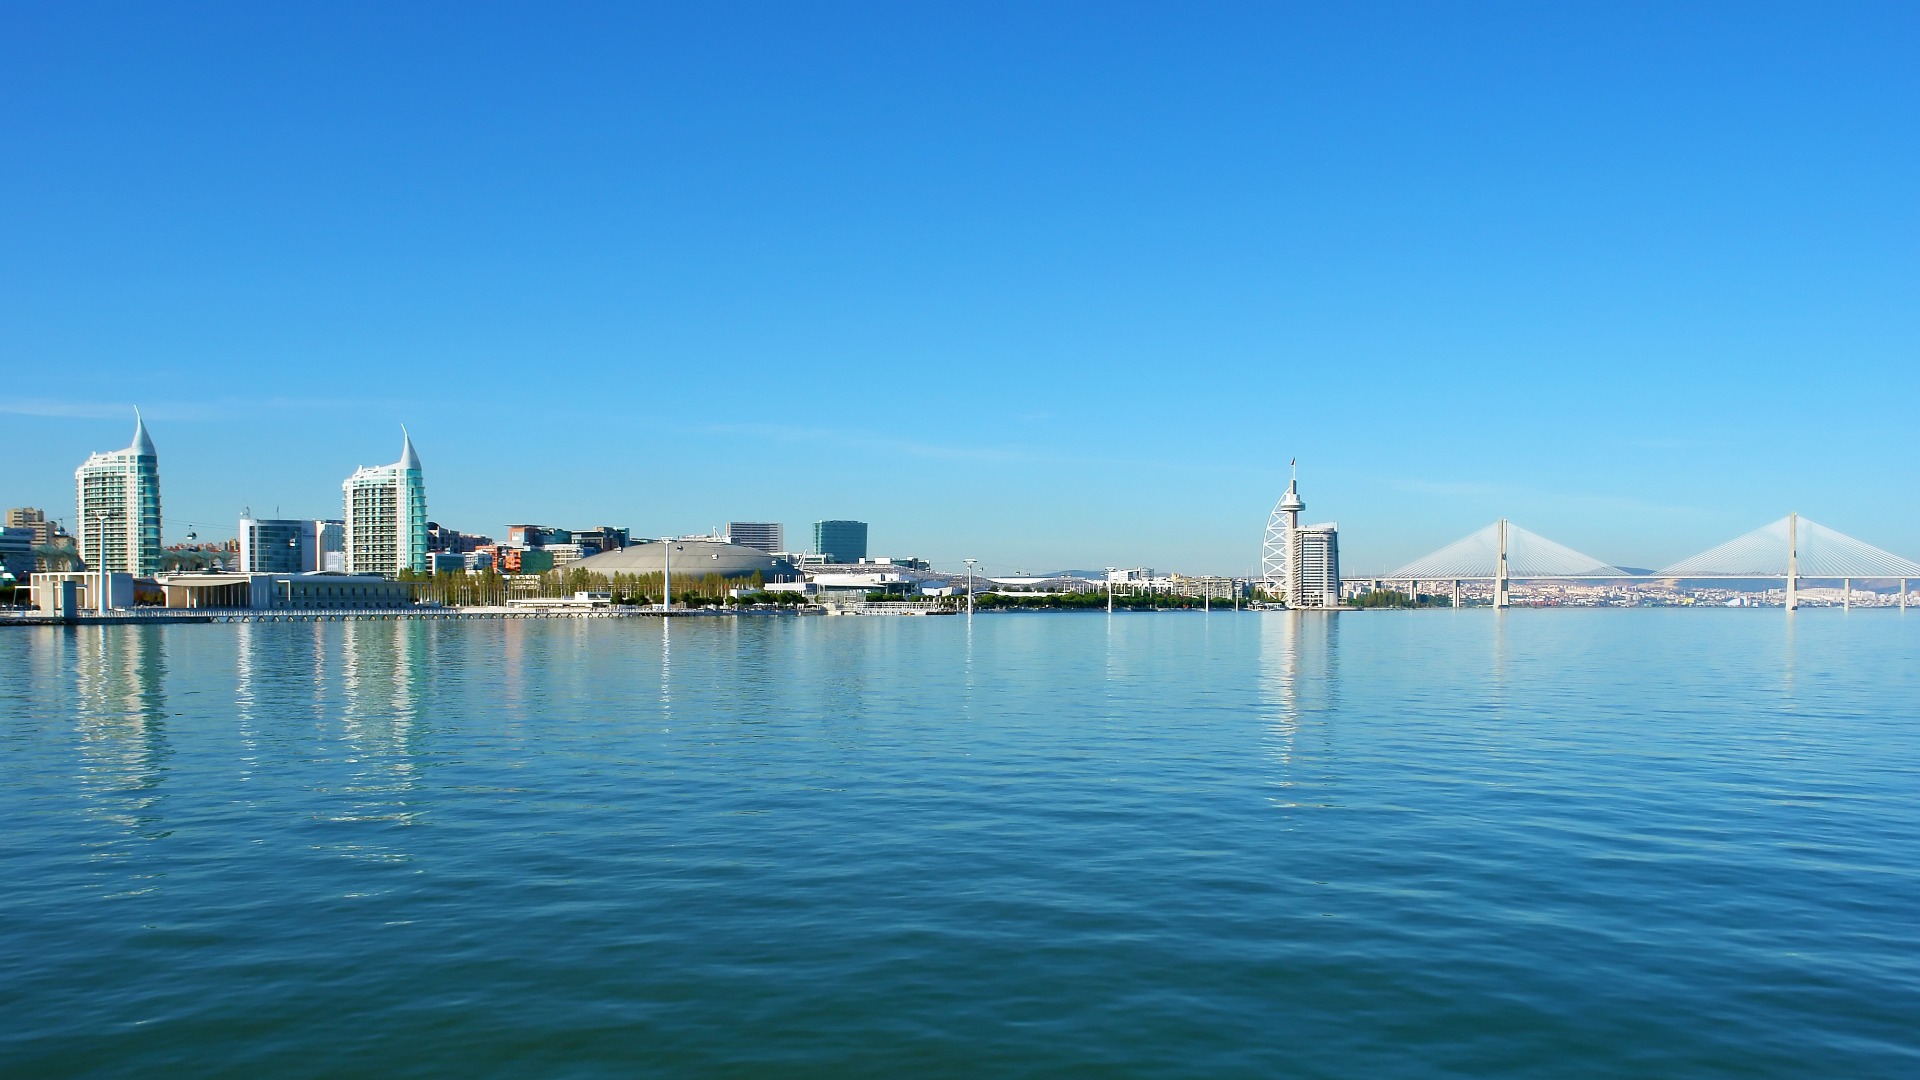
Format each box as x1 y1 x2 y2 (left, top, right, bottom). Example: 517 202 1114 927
3 3 1916 575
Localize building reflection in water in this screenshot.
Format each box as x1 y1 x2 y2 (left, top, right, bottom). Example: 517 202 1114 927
1258 612 1340 811
70 626 173 891
326 620 425 859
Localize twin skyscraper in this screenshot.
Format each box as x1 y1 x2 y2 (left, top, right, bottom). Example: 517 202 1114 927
75 414 428 577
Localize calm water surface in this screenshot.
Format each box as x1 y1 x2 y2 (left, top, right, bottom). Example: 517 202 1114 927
2 611 1916 1077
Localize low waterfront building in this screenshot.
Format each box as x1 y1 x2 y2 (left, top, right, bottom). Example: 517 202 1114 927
32 570 137 611
156 571 417 610
506 591 615 611
810 570 920 600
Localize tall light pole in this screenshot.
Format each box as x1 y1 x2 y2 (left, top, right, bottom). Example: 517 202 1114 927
964 558 977 616
661 536 673 614
1105 566 1115 614
89 508 109 614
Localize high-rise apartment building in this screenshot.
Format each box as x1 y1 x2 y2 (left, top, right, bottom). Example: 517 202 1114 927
1289 525 1341 608
726 522 782 553
343 430 428 577
75 412 162 576
812 520 867 564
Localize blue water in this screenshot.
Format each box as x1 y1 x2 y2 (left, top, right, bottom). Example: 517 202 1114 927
2 611 1917 1077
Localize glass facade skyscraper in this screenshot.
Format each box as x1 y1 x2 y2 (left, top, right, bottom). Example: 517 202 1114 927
812 520 867 563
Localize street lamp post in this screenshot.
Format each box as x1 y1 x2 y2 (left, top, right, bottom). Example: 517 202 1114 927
1105 566 1115 614
964 558 977 616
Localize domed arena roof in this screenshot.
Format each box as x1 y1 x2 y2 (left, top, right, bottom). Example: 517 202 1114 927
570 539 796 580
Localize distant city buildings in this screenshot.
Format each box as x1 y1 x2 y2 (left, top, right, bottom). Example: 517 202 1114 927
573 526 629 554
726 522 782 553
428 521 494 554
74 412 163 576
343 430 428 576
238 515 345 574
5 507 60 548
812 520 867 563
3 507 72 580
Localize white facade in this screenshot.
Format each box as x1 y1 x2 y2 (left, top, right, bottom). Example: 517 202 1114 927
1290 525 1341 608
75 412 162 576
343 430 428 577
1262 470 1340 608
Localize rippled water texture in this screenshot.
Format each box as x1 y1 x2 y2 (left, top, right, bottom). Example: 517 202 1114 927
2 611 1917 1077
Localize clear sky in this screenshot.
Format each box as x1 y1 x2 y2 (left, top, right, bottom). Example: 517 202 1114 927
3 3 1916 575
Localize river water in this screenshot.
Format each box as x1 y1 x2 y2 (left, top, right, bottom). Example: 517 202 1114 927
2 611 1916 1077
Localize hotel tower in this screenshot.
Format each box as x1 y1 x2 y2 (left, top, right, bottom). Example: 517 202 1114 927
75 411 163 576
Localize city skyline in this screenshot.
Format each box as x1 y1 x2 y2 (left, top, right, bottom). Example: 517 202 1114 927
3 6 1917 574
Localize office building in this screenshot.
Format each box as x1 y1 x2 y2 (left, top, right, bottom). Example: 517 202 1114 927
726 522 782 553
239 516 346 574
343 430 428 577
545 543 589 568
571 526 626 553
507 524 569 549
0 527 33 584
812 520 868 564
75 411 163 576
475 545 552 575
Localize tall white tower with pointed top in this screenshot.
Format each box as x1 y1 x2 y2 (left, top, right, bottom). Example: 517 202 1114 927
1260 462 1340 608
343 428 428 577
75 410 163 575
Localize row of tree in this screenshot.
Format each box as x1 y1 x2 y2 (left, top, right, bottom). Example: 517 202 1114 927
394 567 773 607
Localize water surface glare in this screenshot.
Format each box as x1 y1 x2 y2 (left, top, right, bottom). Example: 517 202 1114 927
3 611 1917 1077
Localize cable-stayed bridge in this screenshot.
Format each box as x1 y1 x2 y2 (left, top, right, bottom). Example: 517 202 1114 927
1360 514 1920 610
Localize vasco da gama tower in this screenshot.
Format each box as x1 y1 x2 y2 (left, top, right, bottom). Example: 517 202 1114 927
75 410 163 576
1261 463 1341 608
343 429 428 577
